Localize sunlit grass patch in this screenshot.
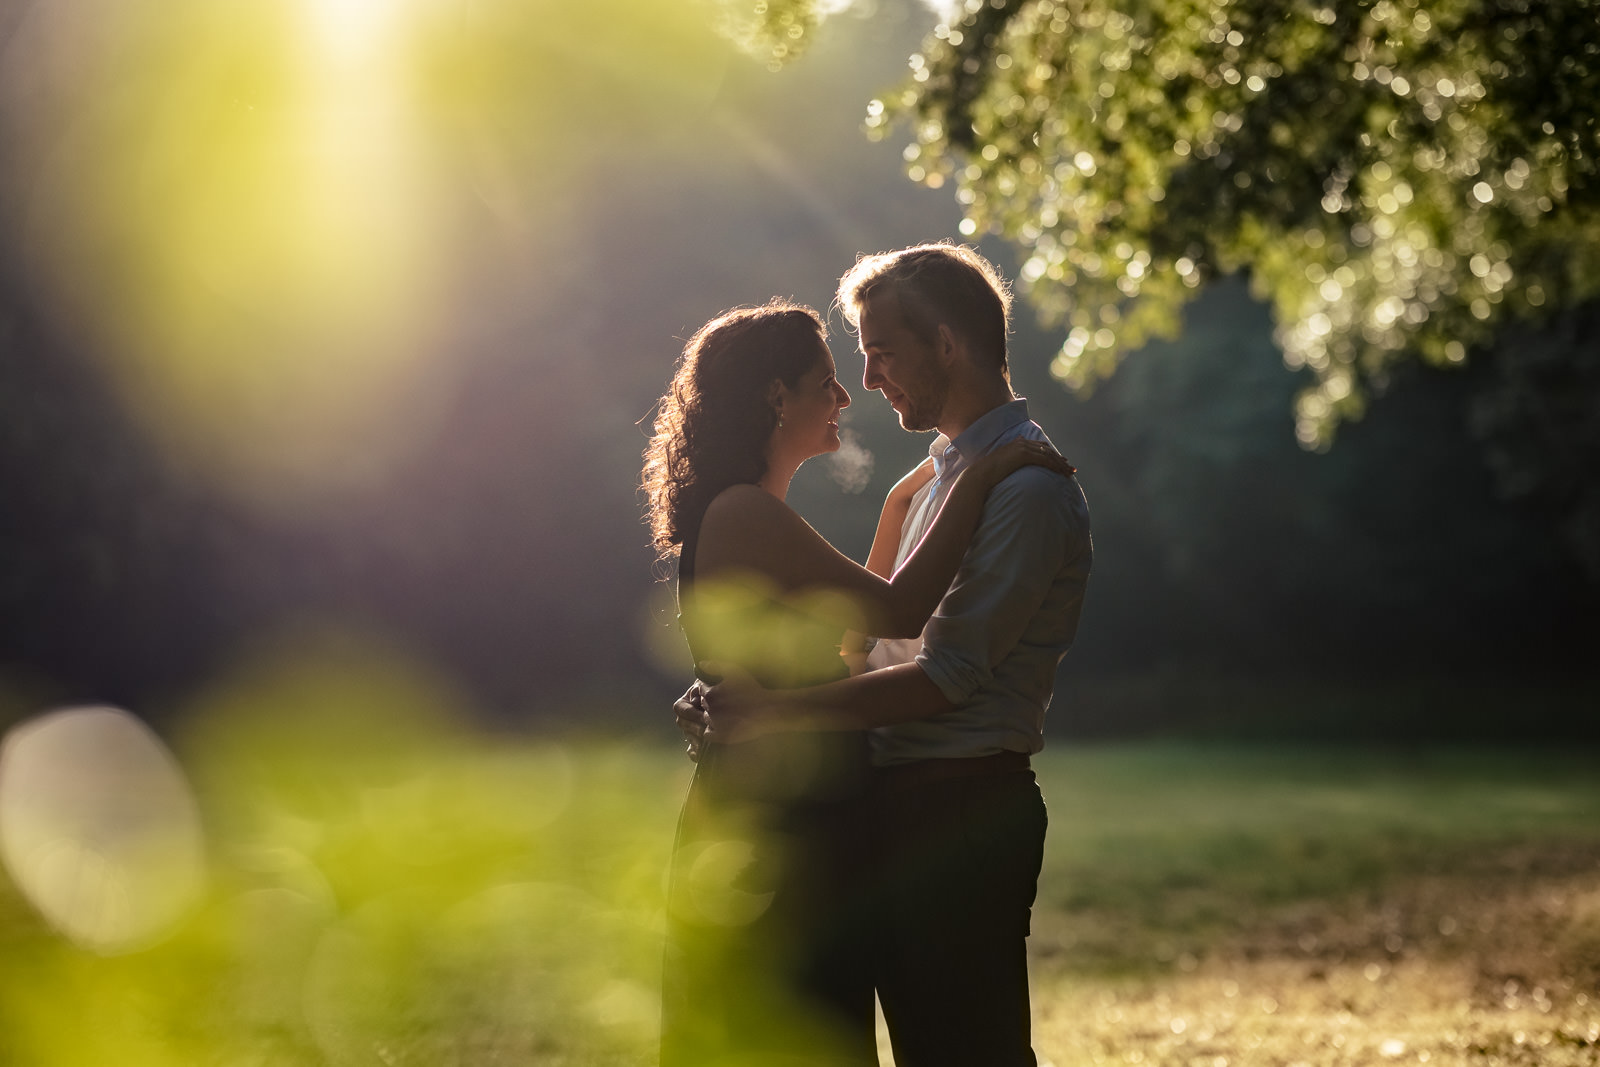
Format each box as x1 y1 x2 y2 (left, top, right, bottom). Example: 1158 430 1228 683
1037 955 1600 1067
1027 746 1600 1067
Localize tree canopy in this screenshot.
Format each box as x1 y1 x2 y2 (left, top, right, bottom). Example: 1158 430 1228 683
743 0 1600 448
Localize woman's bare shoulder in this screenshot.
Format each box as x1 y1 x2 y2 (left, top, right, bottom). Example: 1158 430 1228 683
697 484 800 559
701 483 786 524
696 481 882 621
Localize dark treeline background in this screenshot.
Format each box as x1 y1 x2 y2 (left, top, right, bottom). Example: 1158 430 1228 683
1 1 1594 741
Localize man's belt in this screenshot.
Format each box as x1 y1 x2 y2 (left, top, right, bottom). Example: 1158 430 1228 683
873 749 1031 791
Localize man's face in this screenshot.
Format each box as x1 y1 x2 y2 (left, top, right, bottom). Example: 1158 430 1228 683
858 292 950 433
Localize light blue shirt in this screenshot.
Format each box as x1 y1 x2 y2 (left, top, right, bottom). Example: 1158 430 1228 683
865 399 1092 765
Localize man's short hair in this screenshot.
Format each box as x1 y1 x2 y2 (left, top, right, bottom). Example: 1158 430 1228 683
836 243 1013 375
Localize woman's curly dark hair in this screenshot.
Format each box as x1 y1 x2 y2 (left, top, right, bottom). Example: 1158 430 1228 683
642 300 828 563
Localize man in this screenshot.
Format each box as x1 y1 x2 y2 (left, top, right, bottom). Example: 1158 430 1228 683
681 243 1092 1065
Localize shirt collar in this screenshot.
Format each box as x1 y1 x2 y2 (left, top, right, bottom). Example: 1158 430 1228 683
930 398 1031 478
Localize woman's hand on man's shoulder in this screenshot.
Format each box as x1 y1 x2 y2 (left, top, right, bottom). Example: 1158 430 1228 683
977 438 1076 487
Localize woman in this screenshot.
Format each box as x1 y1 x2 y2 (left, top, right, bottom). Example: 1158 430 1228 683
641 300 1070 1066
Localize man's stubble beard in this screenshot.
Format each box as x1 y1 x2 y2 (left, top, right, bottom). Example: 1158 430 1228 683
899 375 950 434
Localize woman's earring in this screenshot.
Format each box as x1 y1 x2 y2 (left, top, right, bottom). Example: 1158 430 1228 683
778 411 785 429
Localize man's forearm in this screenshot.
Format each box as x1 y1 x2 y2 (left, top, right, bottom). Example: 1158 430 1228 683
773 661 953 731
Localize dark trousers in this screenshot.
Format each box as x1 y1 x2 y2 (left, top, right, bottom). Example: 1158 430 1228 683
661 741 878 1067
866 768 1047 1067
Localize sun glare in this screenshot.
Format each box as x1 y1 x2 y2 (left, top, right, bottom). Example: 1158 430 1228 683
14 0 454 513
11 0 735 514
305 0 405 66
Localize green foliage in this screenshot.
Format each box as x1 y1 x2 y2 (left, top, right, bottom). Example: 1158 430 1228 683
5 732 1600 1065
0 715 684 1065
711 0 831 69
859 0 1600 447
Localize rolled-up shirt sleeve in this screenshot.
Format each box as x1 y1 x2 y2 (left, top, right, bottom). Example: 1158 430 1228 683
915 468 1078 705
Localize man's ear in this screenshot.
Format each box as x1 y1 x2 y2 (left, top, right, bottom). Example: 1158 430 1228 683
935 323 962 368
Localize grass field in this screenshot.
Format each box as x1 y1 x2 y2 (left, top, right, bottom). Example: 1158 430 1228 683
1027 747 1600 1067
1 725 1597 1066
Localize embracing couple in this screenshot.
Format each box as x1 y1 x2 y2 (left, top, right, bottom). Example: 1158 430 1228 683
641 244 1092 1066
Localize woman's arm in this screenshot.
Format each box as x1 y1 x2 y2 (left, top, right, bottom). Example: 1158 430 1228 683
704 661 953 741
695 441 1073 638
866 458 934 579
842 459 935 671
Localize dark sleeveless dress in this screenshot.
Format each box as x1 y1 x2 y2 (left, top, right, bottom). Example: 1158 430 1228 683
660 525 877 1067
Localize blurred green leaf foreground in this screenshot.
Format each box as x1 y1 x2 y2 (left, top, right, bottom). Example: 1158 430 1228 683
2 711 1597 1066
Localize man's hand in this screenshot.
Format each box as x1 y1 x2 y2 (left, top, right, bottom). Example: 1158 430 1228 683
673 681 709 762
700 663 786 746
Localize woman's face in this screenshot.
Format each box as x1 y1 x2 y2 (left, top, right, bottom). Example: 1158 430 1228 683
778 341 851 460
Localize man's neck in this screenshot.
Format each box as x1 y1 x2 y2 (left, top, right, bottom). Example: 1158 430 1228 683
935 376 1016 441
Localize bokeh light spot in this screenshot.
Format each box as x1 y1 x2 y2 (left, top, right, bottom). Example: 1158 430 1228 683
0 706 205 953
